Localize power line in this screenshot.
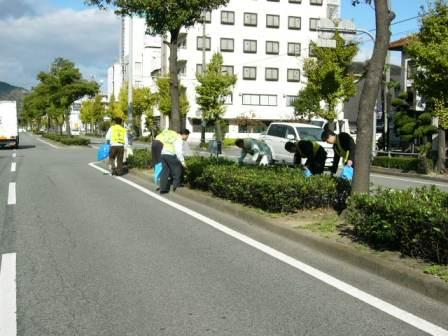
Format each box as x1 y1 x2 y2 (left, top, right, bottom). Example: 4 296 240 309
368 14 424 32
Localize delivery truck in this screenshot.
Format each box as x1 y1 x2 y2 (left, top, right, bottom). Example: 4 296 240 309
0 101 19 149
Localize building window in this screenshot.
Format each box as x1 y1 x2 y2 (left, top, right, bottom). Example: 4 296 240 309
287 69 301 82
310 0 323 5
243 67 257 80
243 39 257 53
287 42 301 56
201 11 212 23
286 95 298 106
309 42 316 57
266 41 279 55
197 36 211 50
265 68 279 81
266 14 280 28
244 12 257 26
289 0 301 3
406 59 415 80
220 38 234 52
222 65 234 75
242 94 277 106
223 93 233 105
309 18 319 31
327 4 339 19
221 11 235 25
288 16 301 30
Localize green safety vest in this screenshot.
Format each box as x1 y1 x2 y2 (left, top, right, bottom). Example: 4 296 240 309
111 125 126 144
156 129 180 153
335 136 350 164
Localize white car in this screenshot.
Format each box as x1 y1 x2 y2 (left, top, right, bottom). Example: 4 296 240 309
261 122 334 167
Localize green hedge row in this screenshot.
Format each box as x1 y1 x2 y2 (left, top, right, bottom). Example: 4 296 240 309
127 148 152 169
346 187 448 264
42 133 90 146
372 156 419 172
185 156 350 213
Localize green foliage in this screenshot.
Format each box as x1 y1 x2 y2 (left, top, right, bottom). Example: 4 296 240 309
346 187 448 264
42 133 90 146
372 156 419 172
156 76 189 117
126 148 152 169
223 138 236 147
424 265 448 282
295 33 358 122
184 157 351 213
80 95 106 129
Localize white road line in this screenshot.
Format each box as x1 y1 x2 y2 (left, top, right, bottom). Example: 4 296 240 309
0 253 17 336
12 152 16 158
7 183 16 205
10 162 16 173
371 173 448 187
89 162 448 336
36 137 59 149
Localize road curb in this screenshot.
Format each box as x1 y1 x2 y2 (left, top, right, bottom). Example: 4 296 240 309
371 166 448 184
128 167 448 305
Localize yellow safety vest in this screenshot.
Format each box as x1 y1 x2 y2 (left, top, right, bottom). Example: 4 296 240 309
298 141 321 158
156 129 180 153
111 125 126 144
335 136 350 164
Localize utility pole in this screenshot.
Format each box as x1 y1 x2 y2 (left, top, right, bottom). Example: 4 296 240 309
384 0 392 152
200 12 207 147
127 16 134 139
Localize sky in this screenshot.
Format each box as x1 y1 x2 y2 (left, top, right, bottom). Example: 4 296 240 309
0 0 433 92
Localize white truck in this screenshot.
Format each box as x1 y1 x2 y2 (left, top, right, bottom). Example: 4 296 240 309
0 101 19 149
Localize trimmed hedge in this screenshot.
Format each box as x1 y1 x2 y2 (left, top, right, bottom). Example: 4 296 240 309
127 148 152 169
346 187 448 264
185 156 350 213
372 156 419 172
42 133 90 146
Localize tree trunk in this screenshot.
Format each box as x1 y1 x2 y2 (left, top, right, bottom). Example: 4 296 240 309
168 28 181 132
65 111 71 136
352 0 394 194
436 127 446 172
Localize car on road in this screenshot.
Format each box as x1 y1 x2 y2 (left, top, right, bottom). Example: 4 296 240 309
260 122 334 166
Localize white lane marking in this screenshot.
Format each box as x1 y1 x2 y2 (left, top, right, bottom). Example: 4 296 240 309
36 137 59 149
12 152 16 158
7 183 16 205
371 173 448 187
10 163 16 173
0 253 17 336
89 162 448 336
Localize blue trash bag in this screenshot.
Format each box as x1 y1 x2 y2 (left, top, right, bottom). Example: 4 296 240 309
340 165 354 181
304 167 313 177
153 162 163 185
97 143 110 161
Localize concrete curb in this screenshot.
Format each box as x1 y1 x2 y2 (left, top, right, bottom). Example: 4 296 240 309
371 166 448 184
128 167 448 305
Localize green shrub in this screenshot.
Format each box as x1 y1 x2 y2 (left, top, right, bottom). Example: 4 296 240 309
372 156 419 171
223 138 236 147
127 149 152 169
42 133 90 146
184 156 235 189
346 187 448 264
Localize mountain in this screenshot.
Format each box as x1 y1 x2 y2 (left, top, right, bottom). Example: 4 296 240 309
0 81 29 115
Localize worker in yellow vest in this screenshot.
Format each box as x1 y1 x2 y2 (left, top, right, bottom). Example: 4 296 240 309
321 130 356 176
285 140 327 175
156 128 190 194
105 117 128 176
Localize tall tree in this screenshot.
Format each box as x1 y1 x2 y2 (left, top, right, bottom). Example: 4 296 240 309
196 52 237 142
133 87 157 136
37 58 98 135
406 0 448 172
294 33 358 123
81 95 106 133
156 76 189 121
86 0 230 132
351 0 395 194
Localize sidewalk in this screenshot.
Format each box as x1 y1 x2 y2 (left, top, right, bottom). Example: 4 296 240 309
126 166 448 305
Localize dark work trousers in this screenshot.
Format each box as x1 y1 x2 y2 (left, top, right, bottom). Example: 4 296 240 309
160 154 183 193
109 145 124 175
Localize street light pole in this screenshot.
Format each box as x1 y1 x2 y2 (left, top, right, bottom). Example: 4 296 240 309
128 16 134 139
200 13 207 147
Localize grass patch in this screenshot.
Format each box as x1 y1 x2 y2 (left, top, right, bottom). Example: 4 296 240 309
302 216 339 236
424 265 448 283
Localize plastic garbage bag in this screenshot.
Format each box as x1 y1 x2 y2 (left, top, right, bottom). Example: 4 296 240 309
340 165 354 181
153 162 163 185
304 167 313 177
97 143 110 161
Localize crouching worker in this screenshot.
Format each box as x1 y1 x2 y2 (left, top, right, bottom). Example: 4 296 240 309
285 140 327 175
235 138 272 166
321 130 355 177
156 129 190 194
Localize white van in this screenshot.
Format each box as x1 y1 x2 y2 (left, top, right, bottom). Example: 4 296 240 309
0 101 19 149
261 122 334 166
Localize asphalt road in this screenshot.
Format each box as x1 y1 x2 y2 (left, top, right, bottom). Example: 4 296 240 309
1 133 448 335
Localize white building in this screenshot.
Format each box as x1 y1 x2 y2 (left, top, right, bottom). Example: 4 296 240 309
107 0 340 139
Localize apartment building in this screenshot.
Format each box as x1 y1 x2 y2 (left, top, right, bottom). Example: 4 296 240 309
107 0 340 138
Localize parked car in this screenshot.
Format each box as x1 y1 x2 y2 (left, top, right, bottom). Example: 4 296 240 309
260 122 334 166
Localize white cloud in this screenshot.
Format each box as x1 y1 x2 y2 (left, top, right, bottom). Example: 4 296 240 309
0 0 35 19
0 7 120 91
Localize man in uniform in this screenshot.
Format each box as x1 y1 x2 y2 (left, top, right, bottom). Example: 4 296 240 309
321 130 355 176
285 140 327 175
235 138 272 166
105 117 128 176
